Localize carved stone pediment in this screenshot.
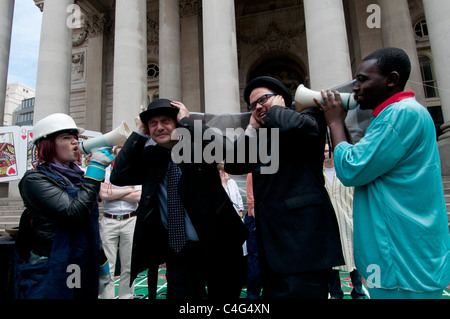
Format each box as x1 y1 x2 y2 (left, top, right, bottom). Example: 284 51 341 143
238 21 305 55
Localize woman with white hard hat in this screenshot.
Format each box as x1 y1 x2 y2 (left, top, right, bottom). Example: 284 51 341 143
14 113 114 299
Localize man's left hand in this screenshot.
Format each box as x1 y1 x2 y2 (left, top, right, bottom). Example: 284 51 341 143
314 89 348 151
271 95 286 108
314 89 347 128
171 101 190 122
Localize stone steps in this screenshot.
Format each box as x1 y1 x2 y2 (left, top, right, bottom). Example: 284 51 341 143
442 176 450 231
0 198 24 234
0 200 105 235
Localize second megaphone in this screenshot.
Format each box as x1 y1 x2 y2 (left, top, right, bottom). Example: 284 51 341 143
295 85 359 112
79 121 131 154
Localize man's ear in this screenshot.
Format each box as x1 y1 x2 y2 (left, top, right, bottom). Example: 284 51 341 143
387 71 400 88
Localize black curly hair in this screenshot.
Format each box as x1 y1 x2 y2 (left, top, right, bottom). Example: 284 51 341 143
363 47 411 89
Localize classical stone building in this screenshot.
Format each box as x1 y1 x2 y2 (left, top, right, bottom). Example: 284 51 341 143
1 0 449 172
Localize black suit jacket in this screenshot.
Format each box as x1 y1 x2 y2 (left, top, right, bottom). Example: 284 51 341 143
110 118 248 283
226 106 344 273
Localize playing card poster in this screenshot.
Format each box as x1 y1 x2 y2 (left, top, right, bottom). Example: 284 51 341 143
0 126 27 182
22 126 37 171
0 126 102 182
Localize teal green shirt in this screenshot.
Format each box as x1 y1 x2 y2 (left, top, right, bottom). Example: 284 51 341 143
334 92 450 292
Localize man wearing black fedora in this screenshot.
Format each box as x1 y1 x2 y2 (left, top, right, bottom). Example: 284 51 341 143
110 99 247 299
225 76 344 299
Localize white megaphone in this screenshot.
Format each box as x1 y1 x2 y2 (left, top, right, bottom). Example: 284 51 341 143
79 121 131 154
295 83 359 112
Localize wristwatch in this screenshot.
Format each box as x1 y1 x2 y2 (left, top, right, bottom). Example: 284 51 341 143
245 124 257 137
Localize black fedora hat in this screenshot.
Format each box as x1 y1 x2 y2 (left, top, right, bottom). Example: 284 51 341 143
244 76 292 107
139 98 179 124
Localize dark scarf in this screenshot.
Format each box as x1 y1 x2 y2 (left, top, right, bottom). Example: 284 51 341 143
38 162 85 188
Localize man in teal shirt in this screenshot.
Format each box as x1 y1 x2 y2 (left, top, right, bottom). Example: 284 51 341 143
316 47 450 299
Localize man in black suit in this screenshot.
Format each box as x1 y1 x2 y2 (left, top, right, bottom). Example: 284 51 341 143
225 76 344 299
110 99 247 300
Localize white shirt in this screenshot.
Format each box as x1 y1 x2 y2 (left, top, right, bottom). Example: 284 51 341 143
324 167 356 272
224 179 244 213
103 166 141 215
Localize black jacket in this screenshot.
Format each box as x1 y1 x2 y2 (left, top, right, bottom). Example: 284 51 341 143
15 164 102 299
17 165 101 258
110 117 248 283
226 106 345 273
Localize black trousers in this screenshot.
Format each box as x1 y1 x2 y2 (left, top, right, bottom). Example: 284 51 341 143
261 257 331 299
165 241 243 300
165 241 206 299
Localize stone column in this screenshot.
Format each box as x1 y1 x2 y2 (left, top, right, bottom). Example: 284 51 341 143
112 0 147 129
159 0 182 101
180 6 203 113
422 0 450 174
0 0 14 127
378 0 426 105
202 0 240 114
84 14 108 132
304 0 353 90
34 0 74 122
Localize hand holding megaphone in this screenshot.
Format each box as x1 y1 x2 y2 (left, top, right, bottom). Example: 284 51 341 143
295 83 359 112
79 121 131 154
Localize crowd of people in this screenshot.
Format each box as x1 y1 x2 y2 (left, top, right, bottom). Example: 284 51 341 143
12 47 450 300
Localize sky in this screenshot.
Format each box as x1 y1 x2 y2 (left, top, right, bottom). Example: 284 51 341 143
6 0 43 90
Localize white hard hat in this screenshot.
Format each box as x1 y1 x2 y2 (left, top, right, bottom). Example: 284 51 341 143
32 113 85 145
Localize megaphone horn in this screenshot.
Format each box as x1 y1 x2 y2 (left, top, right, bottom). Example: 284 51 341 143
79 121 131 155
295 84 359 112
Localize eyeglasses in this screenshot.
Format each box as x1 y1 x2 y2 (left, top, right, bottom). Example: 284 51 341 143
248 94 276 111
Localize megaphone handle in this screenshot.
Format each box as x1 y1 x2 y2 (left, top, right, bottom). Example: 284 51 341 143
344 95 350 111
80 141 90 154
